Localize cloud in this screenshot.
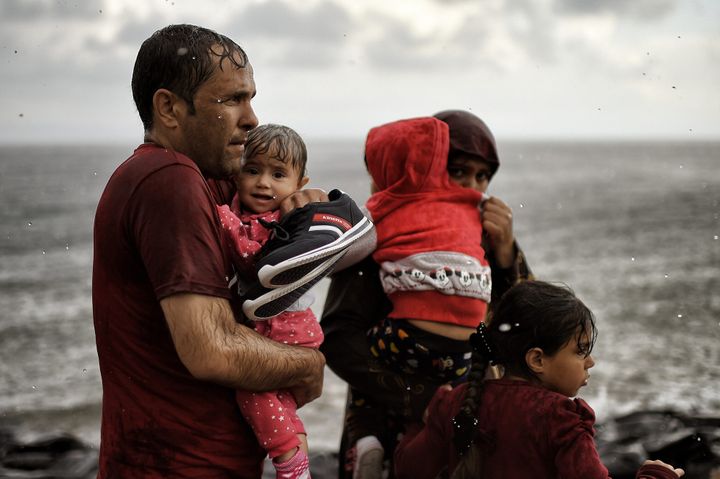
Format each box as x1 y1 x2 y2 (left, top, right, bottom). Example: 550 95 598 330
555 0 679 20
0 0 104 20
238 0 352 41
222 1 354 68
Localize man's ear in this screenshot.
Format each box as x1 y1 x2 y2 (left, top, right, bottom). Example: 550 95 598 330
152 88 185 129
525 347 545 375
298 176 310 189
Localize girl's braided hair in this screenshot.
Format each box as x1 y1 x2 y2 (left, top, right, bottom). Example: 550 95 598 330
450 280 597 478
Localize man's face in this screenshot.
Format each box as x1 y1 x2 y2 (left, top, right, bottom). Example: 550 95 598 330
178 51 258 179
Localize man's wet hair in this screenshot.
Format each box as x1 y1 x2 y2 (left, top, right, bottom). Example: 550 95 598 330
132 24 249 131
245 124 308 178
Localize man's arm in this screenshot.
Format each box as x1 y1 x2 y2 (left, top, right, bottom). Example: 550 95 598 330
161 292 324 407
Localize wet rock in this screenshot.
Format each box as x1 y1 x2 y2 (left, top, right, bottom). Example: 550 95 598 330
0 429 97 479
597 410 720 479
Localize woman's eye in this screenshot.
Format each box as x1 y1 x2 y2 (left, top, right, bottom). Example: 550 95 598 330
448 168 464 178
477 173 489 182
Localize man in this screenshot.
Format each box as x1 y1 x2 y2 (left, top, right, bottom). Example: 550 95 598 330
92 24 325 478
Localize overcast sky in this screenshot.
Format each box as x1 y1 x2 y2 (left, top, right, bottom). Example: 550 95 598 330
1 0 718 143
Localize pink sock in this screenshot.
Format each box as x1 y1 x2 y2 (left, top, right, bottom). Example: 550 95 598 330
274 449 311 479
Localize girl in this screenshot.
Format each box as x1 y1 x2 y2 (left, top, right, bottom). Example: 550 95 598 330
394 280 684 479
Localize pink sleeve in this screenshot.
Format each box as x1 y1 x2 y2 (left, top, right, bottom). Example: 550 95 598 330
394 386 461 479
551 398 612 479
216 204 263 273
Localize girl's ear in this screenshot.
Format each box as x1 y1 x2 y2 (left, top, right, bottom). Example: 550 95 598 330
526 347 545 375
298 176 310 189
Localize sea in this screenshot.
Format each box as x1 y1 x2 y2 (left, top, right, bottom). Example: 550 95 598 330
1 140 719 453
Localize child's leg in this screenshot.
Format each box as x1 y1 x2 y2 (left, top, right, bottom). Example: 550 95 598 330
273 391 308 462
272 392 311 479
235 390 301 459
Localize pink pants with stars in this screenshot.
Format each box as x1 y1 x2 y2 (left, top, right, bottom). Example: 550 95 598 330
236 310 324 458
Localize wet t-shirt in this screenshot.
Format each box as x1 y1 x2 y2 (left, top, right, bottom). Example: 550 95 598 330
92 143 264 478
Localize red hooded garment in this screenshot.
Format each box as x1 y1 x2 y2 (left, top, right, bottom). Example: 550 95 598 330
365 117 491 328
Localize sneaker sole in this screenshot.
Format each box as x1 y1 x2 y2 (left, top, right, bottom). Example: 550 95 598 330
354 448 384 479
257 216 373 288
243 251 346 321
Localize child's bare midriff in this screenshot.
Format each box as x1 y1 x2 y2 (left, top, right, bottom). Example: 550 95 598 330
407 319 476 341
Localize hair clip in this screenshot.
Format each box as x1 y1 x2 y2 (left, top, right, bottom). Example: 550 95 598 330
470 322 496 364
452 410 479 455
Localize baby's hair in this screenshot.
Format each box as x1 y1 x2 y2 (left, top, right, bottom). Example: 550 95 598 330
451 280 597 479
244 124 308 177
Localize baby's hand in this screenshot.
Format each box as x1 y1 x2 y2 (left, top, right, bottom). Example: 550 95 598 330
279 189 329 216
642 459 685 477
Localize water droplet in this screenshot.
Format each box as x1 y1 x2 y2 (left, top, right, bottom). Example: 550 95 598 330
672 86 677 89
677 314 683 319
42 250 46 255
631 257 636 262
519 203 524 208
664 274 669 279
32 385 37 390
82 368 87 373
217 115 222 119
358 271 364 276
98 9 102 13
18 113 24 118
27 221 32 227
191 56 196 60
217 98 222 103
498 323 511 332
177 47 188 56
65 243 70 251
714 235 718 240
679 164 684 169
14 50 18 54
93 171 97 176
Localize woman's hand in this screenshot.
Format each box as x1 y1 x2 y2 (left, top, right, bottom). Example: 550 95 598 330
481 196 515 268
642 459 685 477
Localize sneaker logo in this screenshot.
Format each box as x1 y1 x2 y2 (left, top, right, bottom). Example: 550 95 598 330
313 213 351 231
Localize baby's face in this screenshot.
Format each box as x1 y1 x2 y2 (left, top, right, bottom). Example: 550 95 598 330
447 154 493 193
235 151 306 214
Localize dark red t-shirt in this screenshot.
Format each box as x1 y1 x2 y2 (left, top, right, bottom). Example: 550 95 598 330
92 144 264 477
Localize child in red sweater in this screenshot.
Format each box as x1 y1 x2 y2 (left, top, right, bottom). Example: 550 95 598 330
394 280 684 479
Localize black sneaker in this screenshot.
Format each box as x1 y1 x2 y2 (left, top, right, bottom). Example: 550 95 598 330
256 189 373 288
243 250 347 321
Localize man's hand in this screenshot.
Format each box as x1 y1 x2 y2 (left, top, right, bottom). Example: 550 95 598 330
287 349 326 408
279 188 329 216
481 196 515 269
